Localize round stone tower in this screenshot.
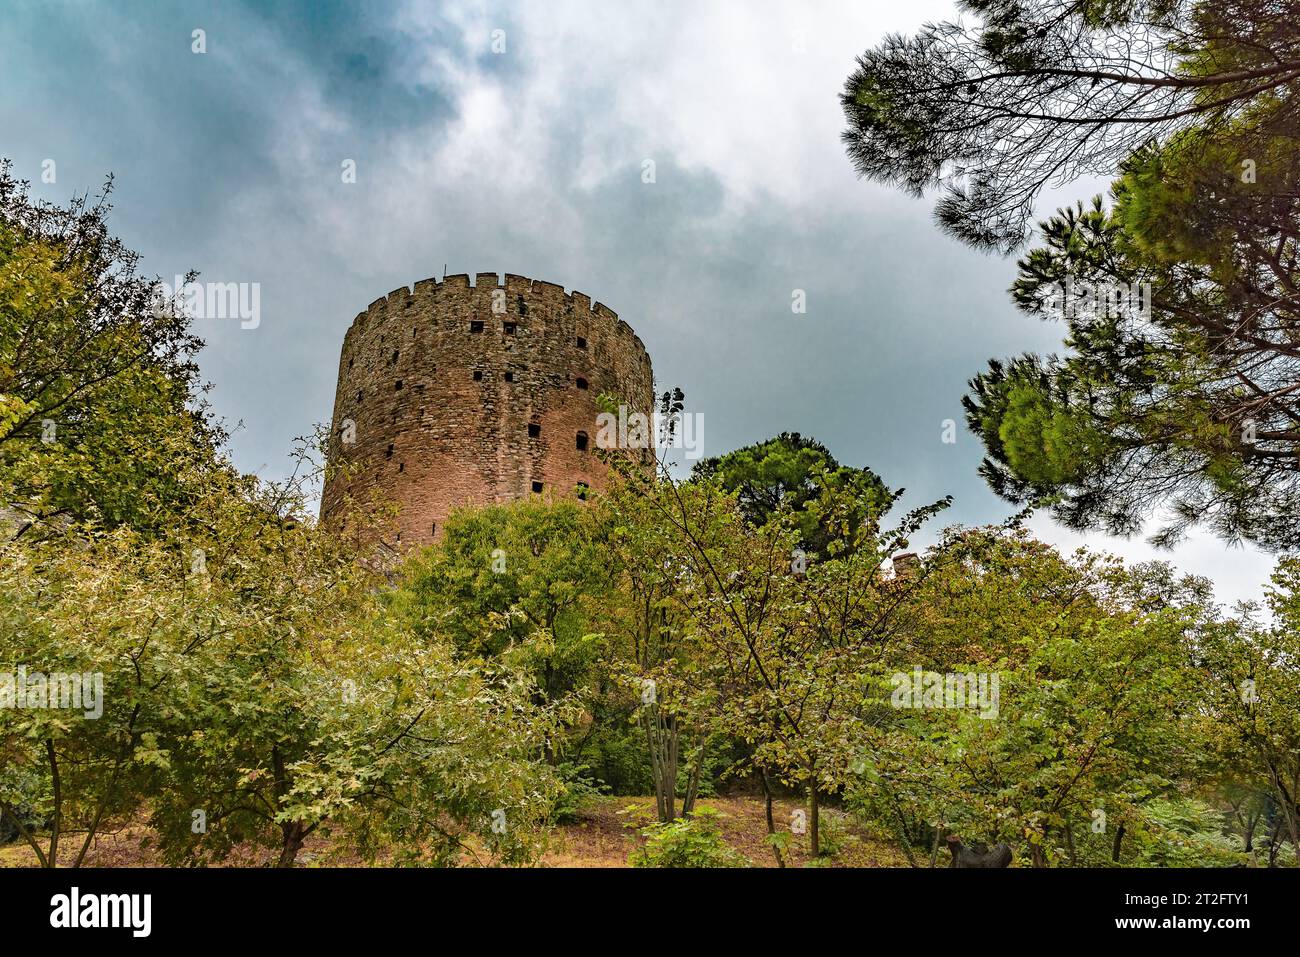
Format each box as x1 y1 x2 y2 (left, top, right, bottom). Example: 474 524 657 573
319 272 654 548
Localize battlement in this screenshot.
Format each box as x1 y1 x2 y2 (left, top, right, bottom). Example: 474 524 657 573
343 271 650 362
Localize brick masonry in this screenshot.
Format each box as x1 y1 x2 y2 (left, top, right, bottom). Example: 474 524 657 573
319 272 654 547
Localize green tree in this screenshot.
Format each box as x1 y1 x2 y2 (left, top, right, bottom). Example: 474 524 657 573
1192 560 1300 861
965 135 1300 546
841 0 1300 251
0 528 200 867
393 498 611 706
598 475 712 822
628 442 948 855
849 530 1206 867
0 453 561 868
691 432 893 555
841 6 1300 547
0 160 221 537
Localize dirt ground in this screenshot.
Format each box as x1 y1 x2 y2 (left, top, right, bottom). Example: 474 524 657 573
541 795 909 867
0 795 909 868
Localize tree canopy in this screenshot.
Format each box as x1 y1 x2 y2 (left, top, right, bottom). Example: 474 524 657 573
690 432 893 555
843 1 1300 548
963 116 1300 546
841 0 1300 252
0 160 222 536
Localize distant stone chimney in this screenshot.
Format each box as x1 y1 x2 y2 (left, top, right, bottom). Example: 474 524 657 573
891 552 921 579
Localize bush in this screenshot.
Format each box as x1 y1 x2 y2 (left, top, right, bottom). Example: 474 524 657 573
628 808 748 868
814 808 859 858
550 762 609 824
579 720 654 795
0 770 47 845
1133 798 1248 868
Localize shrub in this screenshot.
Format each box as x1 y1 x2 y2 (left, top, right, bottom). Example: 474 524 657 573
628 808 748 868
814 808 859 858
582 720 654 795
550 762 609 824
1133 798 1248 868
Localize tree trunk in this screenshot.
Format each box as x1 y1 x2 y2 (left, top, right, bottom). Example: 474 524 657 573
277 822 306 868
270 744 305 867
1111 824 1125 864
2 801 49 868
46 739 61 867
665 714 678 821
641 706 678 822
1263 760 1300 863
759 767 785 868
643 711 665 821
1030 832 1048 868
808 783 821 857
681 732 705 816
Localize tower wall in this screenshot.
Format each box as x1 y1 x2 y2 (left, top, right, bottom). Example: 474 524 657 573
319 272 654 547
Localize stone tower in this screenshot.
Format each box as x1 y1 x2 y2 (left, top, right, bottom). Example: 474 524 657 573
319 272 654 547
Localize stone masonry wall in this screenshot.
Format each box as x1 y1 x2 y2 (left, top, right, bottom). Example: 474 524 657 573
319 272 654 548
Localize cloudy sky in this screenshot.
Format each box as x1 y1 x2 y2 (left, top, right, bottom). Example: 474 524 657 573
0 0 1276 605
